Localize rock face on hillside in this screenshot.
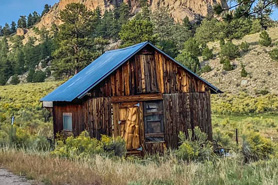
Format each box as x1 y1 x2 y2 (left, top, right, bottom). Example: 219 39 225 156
36 0 227 29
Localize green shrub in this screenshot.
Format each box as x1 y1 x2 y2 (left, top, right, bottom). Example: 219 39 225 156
202 47 214 60
240 42 250 52
27 69 35 83
255 89 269 95
32 70 46 83
45 67 51 77
10 75 20 85
31 136 51 151
269 48 278 61
182 38 201 56
219 38 225 48
259 31 272 47
51 131 126 159
250 19 262 34
242 132 274 162
220 41 240 60
176 127 214 162
223 59 233 71
201 65 212 73
241 64 248 77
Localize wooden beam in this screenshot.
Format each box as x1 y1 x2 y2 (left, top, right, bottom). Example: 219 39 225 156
111 94 163 103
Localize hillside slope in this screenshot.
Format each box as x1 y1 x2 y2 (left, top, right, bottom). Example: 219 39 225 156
21 0 227 43
201 27 278 95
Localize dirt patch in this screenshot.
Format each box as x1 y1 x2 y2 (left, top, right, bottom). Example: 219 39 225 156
0 168 32 185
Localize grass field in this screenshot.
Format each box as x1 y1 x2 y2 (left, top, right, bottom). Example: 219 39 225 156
0 82 278 184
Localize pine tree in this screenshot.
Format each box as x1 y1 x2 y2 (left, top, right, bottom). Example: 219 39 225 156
0 26 3 36
17 16 27 28
14 49 25 75
52 3 100 77
182 38 201 57
175 52 201 74
10 21 17 33
119 18 155 47
259 31 272 47
241 63 248 77
42 4 51 16
2 23 11 36
27 13 34 28
202 46 214 60
10 75 20 85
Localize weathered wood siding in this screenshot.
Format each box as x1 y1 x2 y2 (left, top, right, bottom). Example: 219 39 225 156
83 97 112 139
163 92 212 149
89 48 207 98
53 103 84 137
54 97 112 139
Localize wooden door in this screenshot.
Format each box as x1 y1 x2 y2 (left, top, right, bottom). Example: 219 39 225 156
114 102 141 150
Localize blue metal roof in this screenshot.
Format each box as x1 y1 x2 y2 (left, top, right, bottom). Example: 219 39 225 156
41 41 222 102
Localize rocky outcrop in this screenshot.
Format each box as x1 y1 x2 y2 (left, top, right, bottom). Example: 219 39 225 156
22 0 227 44
36 0 228 29
16 28 28 36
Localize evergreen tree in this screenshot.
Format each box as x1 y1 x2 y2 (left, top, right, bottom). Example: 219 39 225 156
259 31 272 47
27 69 34 82
52 3 100 77
2 23 11 36
32 70 46 82
241 64 248 77
24 38 36 69
151 8 191 56
182 38 201 57
202 46 214 60
10 75 20 85
14 49 25 75
0 37 9 59
220 41 240 60
0 26 2 36
175 52 201 74
269 48 278 61
223 59 233 71
42 4 51 16
119 18 155 47
10 35 23 50
32 11 41 24
17 16 27 28
27 13 34 28
10 21 17 33
94 37 109 54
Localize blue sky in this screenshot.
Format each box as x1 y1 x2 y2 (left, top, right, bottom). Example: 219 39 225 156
0 0 277 26
0 0 59 26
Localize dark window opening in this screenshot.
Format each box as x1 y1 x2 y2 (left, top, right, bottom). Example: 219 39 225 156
63 113 72 132
144 101 164 142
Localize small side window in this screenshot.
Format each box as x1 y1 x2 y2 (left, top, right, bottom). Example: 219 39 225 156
63 113 72 131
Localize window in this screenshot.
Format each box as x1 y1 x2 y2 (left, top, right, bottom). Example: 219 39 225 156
144 101 164 142
63 113 72 131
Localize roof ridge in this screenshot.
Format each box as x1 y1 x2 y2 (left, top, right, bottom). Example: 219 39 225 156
105 41 148 53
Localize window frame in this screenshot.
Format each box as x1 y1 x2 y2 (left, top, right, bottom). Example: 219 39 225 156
143 101 164 142
63 112 73 132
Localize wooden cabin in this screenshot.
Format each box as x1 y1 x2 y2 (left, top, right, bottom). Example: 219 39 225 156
41 42 222 155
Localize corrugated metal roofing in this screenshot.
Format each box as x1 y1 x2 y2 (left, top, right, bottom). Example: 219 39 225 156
41 41 222 102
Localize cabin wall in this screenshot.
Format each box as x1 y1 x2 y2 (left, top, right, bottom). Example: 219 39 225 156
163 92 212 150
83 97 112 139
53 103 85 137
88 48 207 98
53 97 112 139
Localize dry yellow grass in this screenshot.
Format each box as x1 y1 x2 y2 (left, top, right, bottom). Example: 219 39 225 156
1 148 278 185
0 149 102 185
